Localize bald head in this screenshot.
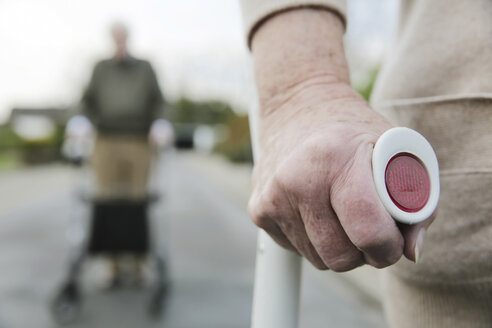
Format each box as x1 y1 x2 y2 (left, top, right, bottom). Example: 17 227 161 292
110 22 129 57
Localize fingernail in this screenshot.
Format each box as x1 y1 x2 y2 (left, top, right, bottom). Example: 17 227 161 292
414 229 426 263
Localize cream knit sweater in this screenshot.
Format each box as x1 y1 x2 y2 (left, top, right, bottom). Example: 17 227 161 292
241 1 492 327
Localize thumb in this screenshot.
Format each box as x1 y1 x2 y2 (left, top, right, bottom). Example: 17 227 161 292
398 211 436 263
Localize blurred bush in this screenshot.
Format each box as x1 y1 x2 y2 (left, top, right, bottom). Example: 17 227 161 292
354 66 379 102
0 122 65 169
18 124 65 165
214 115 252 163
0 124 22 149
0 125 22 170
170 98 236 124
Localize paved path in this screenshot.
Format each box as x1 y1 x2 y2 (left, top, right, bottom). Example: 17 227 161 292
0 151 386 328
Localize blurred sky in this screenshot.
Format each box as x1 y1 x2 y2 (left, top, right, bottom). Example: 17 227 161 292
0 0 399 124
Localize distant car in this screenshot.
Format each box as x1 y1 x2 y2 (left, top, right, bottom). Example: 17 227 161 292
172 123 197 149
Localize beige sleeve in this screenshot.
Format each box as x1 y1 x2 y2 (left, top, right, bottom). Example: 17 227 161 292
240 0 347 47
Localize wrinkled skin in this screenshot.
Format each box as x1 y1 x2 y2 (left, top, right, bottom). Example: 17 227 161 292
249 9 434 271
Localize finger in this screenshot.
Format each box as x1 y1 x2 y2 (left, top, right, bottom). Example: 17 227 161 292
300 201 365 272
398 210 437 263
271 195 328 269
262 220 298 253
248 193 297 252
249 185 327 269
331 144 404 268
275 214 328 270
249 184 326 268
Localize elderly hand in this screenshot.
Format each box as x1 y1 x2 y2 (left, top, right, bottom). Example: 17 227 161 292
249 8 433 271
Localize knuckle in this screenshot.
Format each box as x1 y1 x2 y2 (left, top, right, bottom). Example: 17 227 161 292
339 195 399 252
310 259 329 271
323 250 363 272
354 227 403 267
249 212 268 229
305 133 348 161
313 238 363 272
301 243 329 270
275 155 328 199
329 257 363 272
275 163 303 194
248 199 269 229
355 229 390 252
371 246 403 268
247 186 282 229
247 194 264 227
302 243 329 270
354 227 395 252
265 231 295 252
370 257 398 269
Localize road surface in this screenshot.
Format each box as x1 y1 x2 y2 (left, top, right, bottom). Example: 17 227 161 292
0 151 386 328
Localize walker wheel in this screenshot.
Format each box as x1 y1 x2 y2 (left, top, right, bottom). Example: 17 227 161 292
147 283 169 319
51 283 81 325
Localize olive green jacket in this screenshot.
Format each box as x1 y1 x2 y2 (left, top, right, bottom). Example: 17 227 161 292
82 57 165 135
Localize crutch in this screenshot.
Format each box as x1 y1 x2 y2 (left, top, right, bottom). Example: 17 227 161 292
248 102 440 328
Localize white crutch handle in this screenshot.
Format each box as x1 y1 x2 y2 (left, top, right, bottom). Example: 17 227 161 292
372 127 440 224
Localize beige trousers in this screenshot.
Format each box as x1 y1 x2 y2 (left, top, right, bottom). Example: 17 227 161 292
92 135 152 200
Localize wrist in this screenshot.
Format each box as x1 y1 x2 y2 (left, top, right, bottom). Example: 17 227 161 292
251 8 350 112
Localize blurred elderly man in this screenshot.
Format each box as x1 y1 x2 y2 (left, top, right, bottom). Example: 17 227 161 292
79 22 165 287
81 22 165 199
